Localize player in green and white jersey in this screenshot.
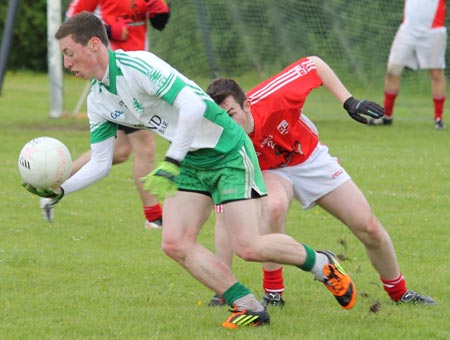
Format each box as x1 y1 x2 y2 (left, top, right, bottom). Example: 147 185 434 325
24 12 357 328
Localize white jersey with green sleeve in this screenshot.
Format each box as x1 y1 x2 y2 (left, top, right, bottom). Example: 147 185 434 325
88 50 247 168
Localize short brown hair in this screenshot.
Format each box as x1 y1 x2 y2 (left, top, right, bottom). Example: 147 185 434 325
55 11 109 47
206 78 247 108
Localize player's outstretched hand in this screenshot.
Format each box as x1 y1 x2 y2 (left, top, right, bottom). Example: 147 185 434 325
142 158 180 202
23 183 64 201
343 96 384 124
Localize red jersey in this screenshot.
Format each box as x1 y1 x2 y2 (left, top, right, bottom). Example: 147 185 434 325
66 0 169 51
247 58 322 170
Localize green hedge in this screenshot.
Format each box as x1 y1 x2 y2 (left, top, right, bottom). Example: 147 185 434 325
0 0 47 71
1 0 448 88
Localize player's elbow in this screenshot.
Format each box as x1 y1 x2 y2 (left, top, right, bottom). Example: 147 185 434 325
95 160 113 178
307 55 323 64
101 164 113 177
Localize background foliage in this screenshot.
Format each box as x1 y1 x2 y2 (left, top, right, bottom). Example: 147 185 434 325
2 0 449 91
0 0 47 71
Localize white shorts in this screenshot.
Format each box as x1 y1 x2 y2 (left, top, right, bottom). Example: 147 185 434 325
387 27 447 71
266 143 351 210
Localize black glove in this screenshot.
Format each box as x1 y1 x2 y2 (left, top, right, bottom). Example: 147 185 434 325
147 1 171 31
150 12 170 30
343 96 384 124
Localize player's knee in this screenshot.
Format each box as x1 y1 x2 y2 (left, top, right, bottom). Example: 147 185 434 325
386 64 403 77
161 239 185 261
429 69 445 82
235 249 258 262
234 244 262 262
161 232 197 261
361 215 386 246
264 201 288 233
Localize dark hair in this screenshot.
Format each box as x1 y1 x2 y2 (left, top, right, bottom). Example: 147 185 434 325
55 11 109 47
206 78 247 108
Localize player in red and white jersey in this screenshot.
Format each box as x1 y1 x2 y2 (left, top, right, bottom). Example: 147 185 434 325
245 58 321 171
401 0 446 36
207 56 435 307
376 0 447 129
66 0 170 51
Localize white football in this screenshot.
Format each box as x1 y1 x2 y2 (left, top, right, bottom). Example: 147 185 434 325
18 137 72 189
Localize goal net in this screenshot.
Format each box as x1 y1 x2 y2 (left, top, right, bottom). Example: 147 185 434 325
57 0 448 114
149 0 448 94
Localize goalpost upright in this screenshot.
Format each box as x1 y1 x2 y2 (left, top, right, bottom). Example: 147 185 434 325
0 0 19 95
47 0 63 118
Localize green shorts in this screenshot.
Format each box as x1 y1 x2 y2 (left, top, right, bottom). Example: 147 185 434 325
177 138 267 204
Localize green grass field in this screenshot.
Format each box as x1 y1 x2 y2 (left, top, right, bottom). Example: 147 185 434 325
1 72 449 339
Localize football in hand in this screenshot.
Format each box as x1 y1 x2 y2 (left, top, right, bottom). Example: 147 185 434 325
18 137 72 189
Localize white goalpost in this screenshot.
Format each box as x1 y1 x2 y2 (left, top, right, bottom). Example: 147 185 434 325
47 0 63 118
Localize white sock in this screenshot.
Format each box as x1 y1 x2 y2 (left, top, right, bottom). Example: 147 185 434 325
310 252 329 281
234 294 264 312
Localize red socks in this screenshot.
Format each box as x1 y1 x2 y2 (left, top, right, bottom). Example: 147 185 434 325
383 91 398 118
381 273 407 302
385 92 445 121
433 96 445 121
144 204 162 222
263 268 408 301
263 267 284 294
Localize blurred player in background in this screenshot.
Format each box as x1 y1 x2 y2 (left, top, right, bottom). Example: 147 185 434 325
206 56 436 307
41 0 171 227
27 12 360 328
65 0 170 51
374 0 447 129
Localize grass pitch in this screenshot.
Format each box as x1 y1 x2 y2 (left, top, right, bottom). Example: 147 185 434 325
0 72 449 339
